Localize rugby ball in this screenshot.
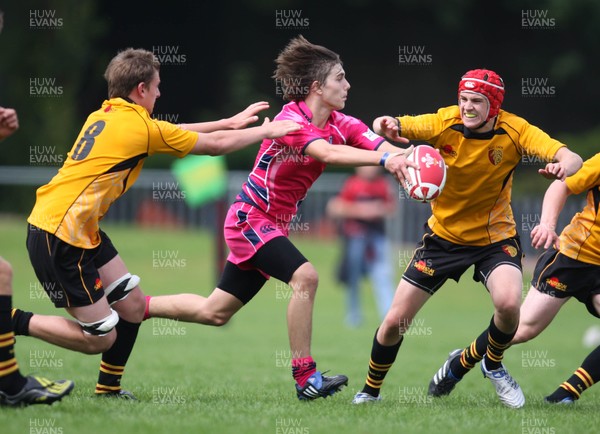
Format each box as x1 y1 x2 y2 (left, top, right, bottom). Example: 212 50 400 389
403 145 446 203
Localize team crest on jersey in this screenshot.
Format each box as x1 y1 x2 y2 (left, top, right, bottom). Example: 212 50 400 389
545 276 567 292
488 146 503 165
413 260 435 276
94 278 103 291
501 245 518 257
441 144 457 158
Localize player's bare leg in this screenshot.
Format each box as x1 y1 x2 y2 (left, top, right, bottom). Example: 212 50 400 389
286 262 318 358
512 286 566 344
434 265 524 408
487 265 522 336
0 257 74 407
353 280 430 403
94 256 145 398
285 262 348 400
147 289 243 326
26 300 116 354
515 287 578 404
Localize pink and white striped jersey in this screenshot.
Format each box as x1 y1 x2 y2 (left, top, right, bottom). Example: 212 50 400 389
235 101 385 220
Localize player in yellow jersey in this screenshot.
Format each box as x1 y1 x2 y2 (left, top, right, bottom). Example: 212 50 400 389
11 48 300 399
0 107 74 406
510 153 600 404
351 69 582 408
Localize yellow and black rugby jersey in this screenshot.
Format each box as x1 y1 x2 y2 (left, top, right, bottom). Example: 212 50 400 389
398 105 565 246
560 154 600 265
28 98 197 248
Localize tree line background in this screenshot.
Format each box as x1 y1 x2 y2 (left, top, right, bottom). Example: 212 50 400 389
1 0 599 213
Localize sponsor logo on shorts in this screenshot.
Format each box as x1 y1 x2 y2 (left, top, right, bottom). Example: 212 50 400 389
413 259 435 276
94 278 103 291
546 276 567 291
502 245 518 257
260 224 276 234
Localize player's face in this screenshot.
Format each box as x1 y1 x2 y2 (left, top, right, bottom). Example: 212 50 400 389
319 64 350 111
459 91 489 130
140 71 161 114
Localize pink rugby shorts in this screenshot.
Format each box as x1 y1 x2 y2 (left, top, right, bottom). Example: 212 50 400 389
223 202 289 269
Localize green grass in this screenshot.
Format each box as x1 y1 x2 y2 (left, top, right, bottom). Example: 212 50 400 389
1 215 599 433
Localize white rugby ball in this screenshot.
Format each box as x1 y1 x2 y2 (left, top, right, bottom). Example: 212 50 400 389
403 145 447 203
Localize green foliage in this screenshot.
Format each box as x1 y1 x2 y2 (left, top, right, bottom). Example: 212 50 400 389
0 1 107 165
557 126 600 161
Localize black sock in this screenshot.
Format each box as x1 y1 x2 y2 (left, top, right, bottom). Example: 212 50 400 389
545 386 576 402
0 296 26 394
450 330 488 379
11 308 33 336
547 345 600 401
484 317 515 371
95 319 140 394
361 328 402 397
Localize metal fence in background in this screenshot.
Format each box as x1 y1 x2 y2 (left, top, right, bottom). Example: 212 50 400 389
0 166 585 258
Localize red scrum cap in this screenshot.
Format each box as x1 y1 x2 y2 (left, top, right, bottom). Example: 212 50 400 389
458 69 505 121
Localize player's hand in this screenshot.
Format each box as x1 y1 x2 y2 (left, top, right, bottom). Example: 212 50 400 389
0 107 19 141
384 145 418 185
261 117 302 139
538 162 567 181
373 116 408 144
226 101 271 129
530 223 559 250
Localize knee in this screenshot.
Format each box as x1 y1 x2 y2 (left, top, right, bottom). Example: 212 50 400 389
204 310 231 327
121 289 146 321
81 331 116 354
380 312 403 339
0 257 13 277
290 263 319 295
495 297 521 319
511 326 532 345
0 257 13 295
109 284 146 324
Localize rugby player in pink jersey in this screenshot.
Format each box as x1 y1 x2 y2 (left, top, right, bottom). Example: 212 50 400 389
145 35 416 400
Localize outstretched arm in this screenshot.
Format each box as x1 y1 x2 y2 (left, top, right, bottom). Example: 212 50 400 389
530 180 572 250
180 101 271 133
304 139 417 185
373 115 406 143
190 117 301 156
539 147 582 180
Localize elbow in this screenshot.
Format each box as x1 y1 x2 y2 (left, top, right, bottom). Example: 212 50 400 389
565 154 583 177
202 137 225 156
204 145 221 156
320 155 335 165
195 131 229 156
574 154 584 171
318 149 340 165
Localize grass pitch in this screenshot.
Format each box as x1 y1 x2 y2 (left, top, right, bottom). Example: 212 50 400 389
1 216 599 433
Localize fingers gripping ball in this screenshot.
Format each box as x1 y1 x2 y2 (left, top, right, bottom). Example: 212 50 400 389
403 145 447 203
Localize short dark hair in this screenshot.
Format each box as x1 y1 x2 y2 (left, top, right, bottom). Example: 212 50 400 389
273 35 342 101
